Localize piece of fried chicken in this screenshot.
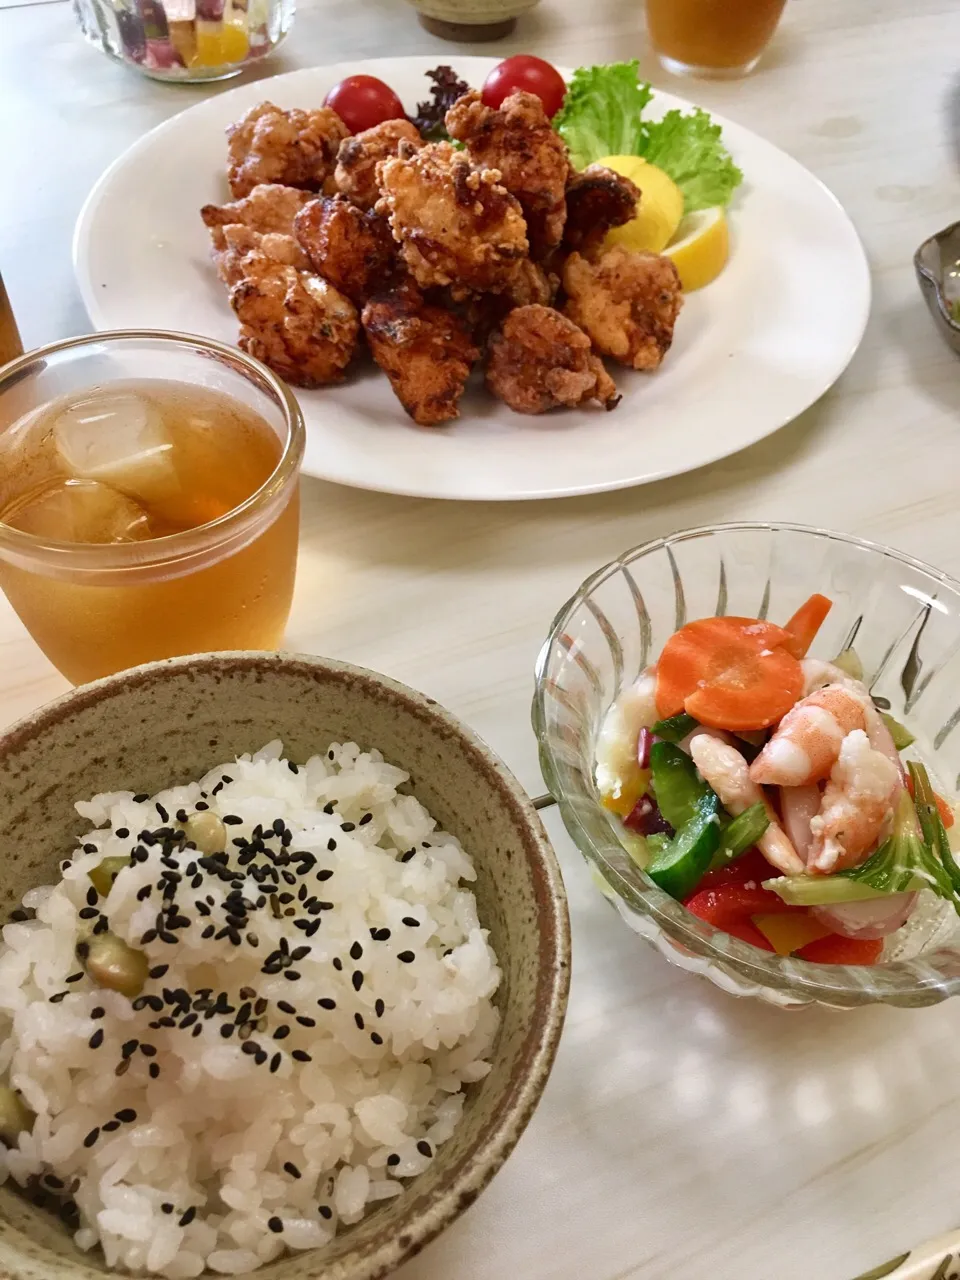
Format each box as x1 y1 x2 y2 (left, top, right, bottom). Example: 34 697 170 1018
486 304 619 415
334 119 423 211
206 223 307 289
563 246 683 371
562 165 640 256
293 195 399 306
375 141 528 295
201 184 314 285
438 258 559 349
445 90 570 257
229 247 359 388
227 102 350 199
362 284 479 425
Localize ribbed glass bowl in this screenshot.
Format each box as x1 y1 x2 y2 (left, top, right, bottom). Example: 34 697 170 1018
533 522 960 1010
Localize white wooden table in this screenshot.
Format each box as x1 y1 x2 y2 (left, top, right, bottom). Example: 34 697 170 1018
4 1 960 1276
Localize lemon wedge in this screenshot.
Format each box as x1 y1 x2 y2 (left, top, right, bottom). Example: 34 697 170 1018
596 155 684 255
664 207 729 291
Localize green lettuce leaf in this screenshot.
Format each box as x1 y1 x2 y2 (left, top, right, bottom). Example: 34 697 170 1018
639 108 743 212
553 60 652 171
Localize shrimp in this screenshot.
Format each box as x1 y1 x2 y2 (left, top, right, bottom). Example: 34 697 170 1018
595 670 657 803
807 729 899 874
748 684 868 786
688 733 804 875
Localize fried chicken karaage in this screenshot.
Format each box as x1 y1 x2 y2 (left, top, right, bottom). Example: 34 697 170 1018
563 246 683 371
376 141 528 295
294 195 398 306
486 304 620 414
229 248 359 388
561 165 640 256
201 184 315 285
362 284 479 426
227 102 350 199
445 90 571 257
334 119 423 211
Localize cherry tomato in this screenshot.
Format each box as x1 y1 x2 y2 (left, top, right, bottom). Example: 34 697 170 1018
481 55 567 119
324 75 406 134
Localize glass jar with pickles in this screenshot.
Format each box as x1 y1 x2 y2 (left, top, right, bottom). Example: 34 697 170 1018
72 0 294 81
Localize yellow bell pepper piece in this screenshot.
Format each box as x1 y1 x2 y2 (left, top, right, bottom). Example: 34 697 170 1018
751 913 835 957
600 768 650 819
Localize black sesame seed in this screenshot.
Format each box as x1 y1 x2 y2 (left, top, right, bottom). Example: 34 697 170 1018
332 957 343 971
115 1060 131 1077
133 793 149 804
136 886 153 902
156 804 169 824
222 815 242 826
291 1050 311 1062
350 941 363 961
370 1032 383 1046
160 932 178 945
402 917 420 928
354 1013 364 1030
277 1000 295 1015
49 991 68 1004
290 946 310 962
116 828 130 840
78 907 99 920
283 1161 301 1179
149 964 169 979
375 999 385 1017
192 1024 203 1038
92 1006 105 1019
180 1013 198 1029
278 892 294 905
88 1029 104 1049
398 951 415 964
140 929 158 945
246 934 260 948
295 1016 316 1028
235 1002 252 1025
340 822 356 833
201 925 215 939
76 942 90 960
83 1128 99 1148
83 843 98 855
149 1063 161 1079
115 1108 137 1123
283 970 301 982
318 1205 332 1220
386 1154 400 1167
9 908 30 922
417 1141 432 1158
268 1216 283 1233
86 886 99 906
195 801 208 811
220 1024 235 1039
140 1044 157 1057
161 1203 174 1214
121 1040 138 1059
179 1206 196 1227
317 868 334 881
359 813 373 827
66 972 84 983
317 998 336 1010
288 761 299 774
102 1119 121 1132
255 1049 267 1065
273 1026 290 1040
371 928 391 941
400 849 416 863
352 971 363 990
281 871 296 887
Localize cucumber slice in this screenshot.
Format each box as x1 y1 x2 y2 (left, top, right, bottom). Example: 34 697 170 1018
647 793 721 899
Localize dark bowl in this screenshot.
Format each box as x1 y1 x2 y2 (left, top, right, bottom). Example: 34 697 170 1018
914 219 960 353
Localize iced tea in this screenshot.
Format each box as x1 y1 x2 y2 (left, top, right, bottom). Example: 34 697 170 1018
646 0 786 77
0 356 302 685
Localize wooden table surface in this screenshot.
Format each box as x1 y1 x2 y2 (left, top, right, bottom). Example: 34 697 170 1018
4 1 960 1276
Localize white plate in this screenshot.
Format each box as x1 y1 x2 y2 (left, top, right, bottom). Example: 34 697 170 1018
73 55 870 502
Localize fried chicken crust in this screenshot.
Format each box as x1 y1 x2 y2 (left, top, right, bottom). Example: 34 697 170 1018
562 165 641 256
229 249 359 388
362 285 480 426
435 259 559 349
445 90 571 257
201 184 315 285
334 119 423 211
486 305 620 415
563 247 683 371
227 102 350 199
293 195 399 306
375 141 528 294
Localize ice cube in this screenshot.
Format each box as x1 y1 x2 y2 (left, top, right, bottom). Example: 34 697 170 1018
3 479 152 544
53 391 181 507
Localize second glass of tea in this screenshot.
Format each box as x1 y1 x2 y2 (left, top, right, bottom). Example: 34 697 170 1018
645 0 787 78
0 331 304 685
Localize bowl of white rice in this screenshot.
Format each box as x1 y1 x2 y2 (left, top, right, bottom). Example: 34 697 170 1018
0 652 569 1280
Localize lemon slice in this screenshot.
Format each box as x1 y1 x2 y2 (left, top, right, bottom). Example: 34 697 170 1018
664 207 729 291
596 155 684 255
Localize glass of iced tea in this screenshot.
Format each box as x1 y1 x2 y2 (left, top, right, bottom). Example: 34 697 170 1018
0 331 304 685
646 0 787 78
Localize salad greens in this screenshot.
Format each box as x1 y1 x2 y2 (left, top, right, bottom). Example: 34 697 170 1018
554 60 743 212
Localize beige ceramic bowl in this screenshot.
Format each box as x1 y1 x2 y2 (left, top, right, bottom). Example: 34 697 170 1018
0 651 570 1279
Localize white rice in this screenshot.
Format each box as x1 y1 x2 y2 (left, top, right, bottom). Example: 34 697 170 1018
0 740 501 1276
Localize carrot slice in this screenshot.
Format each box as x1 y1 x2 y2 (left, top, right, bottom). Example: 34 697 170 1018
904 774 955 829
655 617 797 719
783 593 832 659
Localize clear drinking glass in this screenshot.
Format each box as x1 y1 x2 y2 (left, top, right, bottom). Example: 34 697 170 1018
73 0 295 82
534 523 960 1010
0 331 304 686
645 0 787 78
